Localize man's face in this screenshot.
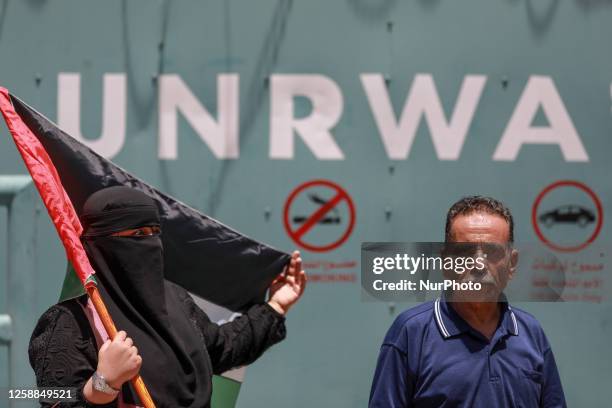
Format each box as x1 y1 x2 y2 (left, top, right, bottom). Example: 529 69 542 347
446 212 518 301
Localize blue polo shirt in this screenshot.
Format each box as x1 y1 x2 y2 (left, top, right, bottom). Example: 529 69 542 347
369 298 566 407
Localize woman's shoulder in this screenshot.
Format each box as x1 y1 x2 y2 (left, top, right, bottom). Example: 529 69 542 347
29 295 100 390
32 295 88 331
29 295 92 354
164 279 195 309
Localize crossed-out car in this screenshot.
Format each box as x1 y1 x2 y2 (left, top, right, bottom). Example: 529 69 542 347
539 205 595 227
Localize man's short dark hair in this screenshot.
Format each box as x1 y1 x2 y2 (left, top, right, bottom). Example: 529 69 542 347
445 195 514 242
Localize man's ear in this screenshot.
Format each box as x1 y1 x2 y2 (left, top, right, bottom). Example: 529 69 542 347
508 247 519 280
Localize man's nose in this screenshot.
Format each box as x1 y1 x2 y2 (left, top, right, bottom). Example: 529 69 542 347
470 248 487 274
469 249 487 277
470 266 487 278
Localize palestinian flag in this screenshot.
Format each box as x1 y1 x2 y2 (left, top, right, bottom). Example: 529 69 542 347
0 87 290 408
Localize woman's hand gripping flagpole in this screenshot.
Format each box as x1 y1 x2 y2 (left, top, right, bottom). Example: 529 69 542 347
86 285 156 407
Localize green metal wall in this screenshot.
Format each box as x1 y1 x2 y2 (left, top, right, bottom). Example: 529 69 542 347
0 1 611 407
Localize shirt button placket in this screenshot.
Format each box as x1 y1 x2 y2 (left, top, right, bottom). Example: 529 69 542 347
488 343 500 385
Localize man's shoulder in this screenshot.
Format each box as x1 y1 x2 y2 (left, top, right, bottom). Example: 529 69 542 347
393 301 436 328
509 305 544 330
508 304 552 348
382 301 435 349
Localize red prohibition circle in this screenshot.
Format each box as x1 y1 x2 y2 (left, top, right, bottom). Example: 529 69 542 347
283 179 356 252
532 180 603 252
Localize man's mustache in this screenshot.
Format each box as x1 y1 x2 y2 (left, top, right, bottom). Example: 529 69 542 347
464 269 498 285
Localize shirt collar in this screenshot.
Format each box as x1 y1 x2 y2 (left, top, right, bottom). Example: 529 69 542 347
434 293 519 339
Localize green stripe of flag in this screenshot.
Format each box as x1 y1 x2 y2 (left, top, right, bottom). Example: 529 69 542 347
211 375 242 408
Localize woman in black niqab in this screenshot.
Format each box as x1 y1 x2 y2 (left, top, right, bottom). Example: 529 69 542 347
80 186 211 407
29 185 302 408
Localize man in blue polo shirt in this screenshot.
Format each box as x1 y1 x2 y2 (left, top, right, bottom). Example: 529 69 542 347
369 196 566 408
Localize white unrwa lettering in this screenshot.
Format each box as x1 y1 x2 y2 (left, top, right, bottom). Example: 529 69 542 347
57 73 126 159
158 74 239 160
361 73 486 160
270 74 344 159
494 76 588 162
55 72 589 162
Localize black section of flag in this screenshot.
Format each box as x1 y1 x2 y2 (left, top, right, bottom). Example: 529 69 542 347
10 93 290 312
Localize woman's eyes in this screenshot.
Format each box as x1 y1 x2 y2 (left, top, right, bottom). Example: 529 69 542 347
130 227 160 236
111 227 160 237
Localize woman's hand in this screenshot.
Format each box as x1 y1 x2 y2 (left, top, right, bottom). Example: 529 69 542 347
84 330 142 404
268 250 307 316
97 330 142 389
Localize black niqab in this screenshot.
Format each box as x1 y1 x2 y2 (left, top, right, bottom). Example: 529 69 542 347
80 186 211 407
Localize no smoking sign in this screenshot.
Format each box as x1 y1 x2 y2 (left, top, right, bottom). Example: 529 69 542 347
283 180 356 252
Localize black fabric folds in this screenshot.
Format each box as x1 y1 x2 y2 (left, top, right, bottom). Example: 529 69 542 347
80 186 211 407
81 191 160 237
